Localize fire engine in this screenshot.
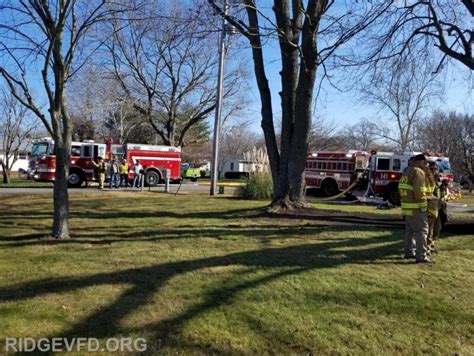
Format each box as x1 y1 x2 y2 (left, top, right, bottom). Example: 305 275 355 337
305 150 454 205
30 138 182 187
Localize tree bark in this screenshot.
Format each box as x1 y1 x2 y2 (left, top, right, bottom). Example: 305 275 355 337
245 2 280 193
52 138 70 239
1 161 10 184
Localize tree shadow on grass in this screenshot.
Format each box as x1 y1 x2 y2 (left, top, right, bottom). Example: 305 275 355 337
0 221 392 250
0 230 404 353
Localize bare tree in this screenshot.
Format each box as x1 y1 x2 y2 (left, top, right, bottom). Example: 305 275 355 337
209 0 390 209
107 0 246 147
0 90 37 183
220 122 261 157
339 118 380 151
360 55 441 152
0 1 133 239
68 66 149 144
307 117 342 151
364 1 473 72
418 110 473 189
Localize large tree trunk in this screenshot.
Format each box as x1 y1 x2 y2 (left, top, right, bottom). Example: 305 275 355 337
287 1 320 207
272 0 301 209
212 0 326 211
269 0 322 211
246 4 280 192
1 161 11 184
52 136 70 239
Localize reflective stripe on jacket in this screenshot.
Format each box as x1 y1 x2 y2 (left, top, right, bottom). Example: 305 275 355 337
398 166 428 216
425 170 440 217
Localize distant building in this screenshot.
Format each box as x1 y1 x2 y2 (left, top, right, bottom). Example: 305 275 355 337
0 152 30 173
219 155 263 179
0 138 31 174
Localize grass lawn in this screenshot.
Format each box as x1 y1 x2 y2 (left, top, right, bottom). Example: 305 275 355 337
0 192 473 354
459 191 474 205
0 176 51 188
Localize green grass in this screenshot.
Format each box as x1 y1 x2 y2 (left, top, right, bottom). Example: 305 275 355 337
0 176 51 188
459 191 474 205
0 192 473 354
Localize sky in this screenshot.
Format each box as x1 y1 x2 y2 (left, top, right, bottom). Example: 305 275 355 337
221 1 473 135
229 35 473 135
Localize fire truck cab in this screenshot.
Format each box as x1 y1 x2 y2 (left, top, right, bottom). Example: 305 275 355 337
369 151 454 205
30 138 106 187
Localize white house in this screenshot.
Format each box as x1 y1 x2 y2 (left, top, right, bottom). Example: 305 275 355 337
0 152 30 173
0 138 31 174
219 155 263 179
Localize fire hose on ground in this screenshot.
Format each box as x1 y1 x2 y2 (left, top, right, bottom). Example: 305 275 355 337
306 176 362 202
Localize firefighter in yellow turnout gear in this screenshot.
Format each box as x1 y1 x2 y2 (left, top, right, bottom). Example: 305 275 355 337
91 156 107 189
425 162 442 254
398 154 432 263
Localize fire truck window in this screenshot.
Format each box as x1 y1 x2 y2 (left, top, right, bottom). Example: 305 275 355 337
392 159 401 171
71 146 81 156
377 158 390 171
82 146 92 158
437 160 452 173
112 146 124 154
32 143 48 156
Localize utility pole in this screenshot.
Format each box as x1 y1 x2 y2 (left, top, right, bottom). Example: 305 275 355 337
210 0 228 196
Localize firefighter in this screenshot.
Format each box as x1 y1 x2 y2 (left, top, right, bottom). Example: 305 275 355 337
119 158 129 188
438 179 449 227
426 162 441 254
398 154 431 263
91 156 106 189
108 158 120 189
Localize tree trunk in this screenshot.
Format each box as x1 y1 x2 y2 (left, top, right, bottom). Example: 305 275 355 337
51 136 71 239
246 4 280 193
1 161 10 184
269 0 322 211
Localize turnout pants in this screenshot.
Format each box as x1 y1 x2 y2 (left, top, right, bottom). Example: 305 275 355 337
404 211 428 260
427 214 441 249
98 173 105 189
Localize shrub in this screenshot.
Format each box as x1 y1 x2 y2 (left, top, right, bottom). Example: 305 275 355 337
239 173 274 200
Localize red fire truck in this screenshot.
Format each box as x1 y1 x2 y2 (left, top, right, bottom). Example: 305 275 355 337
305 151 370 196
30 138 182 187
305 150 454 205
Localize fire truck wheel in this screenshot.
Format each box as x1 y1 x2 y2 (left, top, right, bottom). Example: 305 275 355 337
146 170 161 187
321 179 339 197
68 170 84 188
190 177 198 182
384 184 401 206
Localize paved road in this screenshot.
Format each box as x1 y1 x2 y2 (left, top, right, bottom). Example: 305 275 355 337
447 202 474 214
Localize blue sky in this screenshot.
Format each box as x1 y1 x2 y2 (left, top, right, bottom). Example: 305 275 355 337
1 0 472 139
222 1 473 134
230 38 473 134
